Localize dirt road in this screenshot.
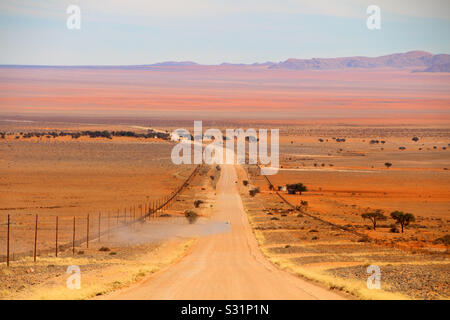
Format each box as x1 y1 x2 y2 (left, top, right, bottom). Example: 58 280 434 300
108 165 345 299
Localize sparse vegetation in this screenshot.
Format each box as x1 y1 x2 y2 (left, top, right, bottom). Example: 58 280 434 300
184 210 199 224
432 235 450 246
249 187 260 197
194 200 204 208
357 236 371 242
361 210 387 230
390 211 415 233
286 183 308 195
9 129 171 140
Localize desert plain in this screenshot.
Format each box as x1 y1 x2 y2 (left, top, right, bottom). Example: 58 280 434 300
0 65 448 299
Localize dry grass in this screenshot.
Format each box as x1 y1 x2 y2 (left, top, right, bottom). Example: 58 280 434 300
237 160 449 300
1 238 196 300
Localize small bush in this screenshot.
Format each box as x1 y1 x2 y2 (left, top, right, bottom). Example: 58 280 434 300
357 236 371 242
194 200 204 208
433 234 450 245
99 247 110 252
184 210 198 224
242 180 249 186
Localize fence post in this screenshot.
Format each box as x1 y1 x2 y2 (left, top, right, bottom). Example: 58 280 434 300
6 214 10 267
55 216 59 257
98 212 101 242
108 212 111 240
72 217 76 255
86 214 90 248
33 214 38 262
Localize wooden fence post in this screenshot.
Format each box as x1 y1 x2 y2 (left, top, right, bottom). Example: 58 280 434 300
98 212 101 242
72 217 76 255
33 214 38 262
86 214 90 248
55 216 59 257
6 214 10 267
108 212 111 240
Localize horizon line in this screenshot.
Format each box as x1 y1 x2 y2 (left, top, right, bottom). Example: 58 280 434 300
0 50 447 68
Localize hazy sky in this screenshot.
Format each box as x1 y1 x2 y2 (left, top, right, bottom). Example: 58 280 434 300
1 0 449 65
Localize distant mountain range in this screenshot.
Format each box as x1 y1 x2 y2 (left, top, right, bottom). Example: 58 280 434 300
270 51 450 72
2 51 449 72
150 51 449 72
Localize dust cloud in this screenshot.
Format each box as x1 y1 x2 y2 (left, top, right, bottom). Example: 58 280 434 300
107 217 231 246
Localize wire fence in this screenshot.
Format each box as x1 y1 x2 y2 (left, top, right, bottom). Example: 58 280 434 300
0 165 200 266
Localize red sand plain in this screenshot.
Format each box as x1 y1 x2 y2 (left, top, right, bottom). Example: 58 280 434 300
0 66 449 124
